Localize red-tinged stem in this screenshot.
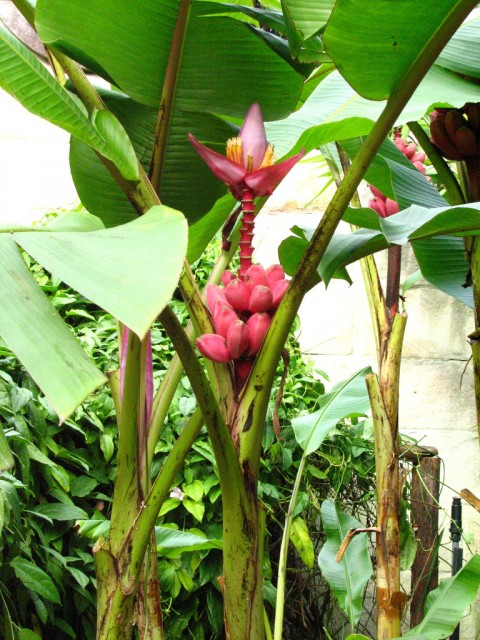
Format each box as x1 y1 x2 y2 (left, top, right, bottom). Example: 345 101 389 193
385 245 402 319
239 187 256 278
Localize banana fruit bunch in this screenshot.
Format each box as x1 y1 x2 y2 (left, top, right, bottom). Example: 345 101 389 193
430 103 480 161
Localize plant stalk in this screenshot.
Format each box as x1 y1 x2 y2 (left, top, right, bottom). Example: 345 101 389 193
366 312 407 640
273 456 306 640
149 0 191 191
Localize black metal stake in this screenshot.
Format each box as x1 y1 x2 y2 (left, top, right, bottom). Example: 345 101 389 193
449 497 463 640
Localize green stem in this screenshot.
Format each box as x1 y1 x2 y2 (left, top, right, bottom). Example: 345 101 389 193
273 456 306 640
158 306 243 499
147 239 239 463
149 0 191 191
109 332 142 554
121 408 204 589
264 608 273 640
236 1 475 470
408 120 465 205
159 305 264 639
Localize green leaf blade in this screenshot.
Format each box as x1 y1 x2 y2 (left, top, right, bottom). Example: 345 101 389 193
318 500 373 628
292 367 372 455
11 557 61 604
15 206 188 339
0 235 106 422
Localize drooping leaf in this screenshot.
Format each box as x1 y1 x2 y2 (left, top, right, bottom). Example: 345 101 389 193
0 427 14 472
14 206 188 339
318 500 373 628
400 554 480 640
413 236 473 308
279 226 388 286
290 517 315 569
292 367 372 455
0 24 139 180
11 557 61 604
341 137 446 210
380 203 480 246
282 0 334 39
323 0 477 100
0 235 106 422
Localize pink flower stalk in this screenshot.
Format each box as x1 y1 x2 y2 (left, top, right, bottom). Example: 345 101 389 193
189 104 305 278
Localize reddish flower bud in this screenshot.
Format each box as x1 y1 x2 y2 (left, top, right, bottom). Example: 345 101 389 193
394 137 407 153
221 270 236 287
369 197 387 217
271 279 289 308
196 334 231 363
224 278 251 311
413 161 426 175
265 264 285 288
369 185 385 200
385 198 400 217
206 284 230 313
235 360 253 386
249 285 273 313
226 320 250 359
411 150 426 164
245 264 267 293
403 142 417 159
247 312 271 356
212 303 239 338
246 264 267 287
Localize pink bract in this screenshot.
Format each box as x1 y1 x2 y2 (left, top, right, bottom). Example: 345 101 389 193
189 103 305 200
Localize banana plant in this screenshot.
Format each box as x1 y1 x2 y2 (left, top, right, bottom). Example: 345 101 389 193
0 1 479 639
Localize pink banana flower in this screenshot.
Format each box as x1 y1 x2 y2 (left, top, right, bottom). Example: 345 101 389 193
188 103 305 200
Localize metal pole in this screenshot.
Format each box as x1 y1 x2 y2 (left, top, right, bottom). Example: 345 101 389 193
449 497 463 640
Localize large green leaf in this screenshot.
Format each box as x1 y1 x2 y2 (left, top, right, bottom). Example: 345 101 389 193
0 207 187 421
15 206 188 339
0 235 106 422
36 2 302 117
37 1 302 229
323 0 476 100
318 500 373 628
266 67 480 157
380 203 480 246
279 225 388 286
413 236 473 308
282 0 334 39
341 138 446 210
70 99 235 226
36 0 180 106
436 14 480 79
400 554 480 640
0 24 138 180
292 368 372 455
